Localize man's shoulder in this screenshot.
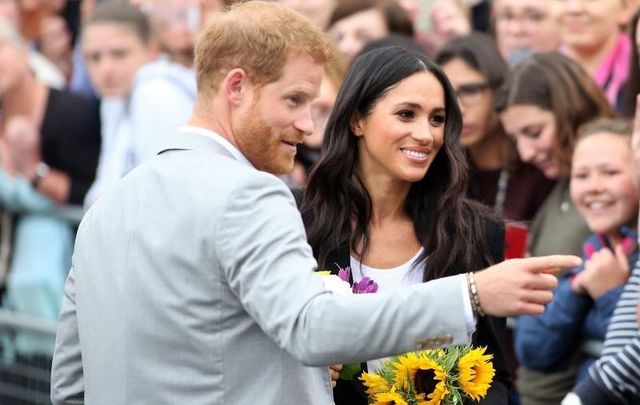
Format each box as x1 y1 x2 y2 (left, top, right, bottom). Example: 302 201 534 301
146 147 293 205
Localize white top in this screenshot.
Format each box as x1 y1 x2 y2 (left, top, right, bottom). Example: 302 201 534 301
84 97 134 207
350 248 476 373
350 250 426 373
350 248 426 294
129 57 196 165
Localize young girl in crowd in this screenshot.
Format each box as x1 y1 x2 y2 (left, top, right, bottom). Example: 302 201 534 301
437 33 554 224
516 118 639 395
81 1 158 206
302 46 511 405
496 52 617 405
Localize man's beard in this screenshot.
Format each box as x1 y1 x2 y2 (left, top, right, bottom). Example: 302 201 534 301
236 108 296 175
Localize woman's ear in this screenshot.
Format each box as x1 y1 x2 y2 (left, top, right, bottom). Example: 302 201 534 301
350 113 364 137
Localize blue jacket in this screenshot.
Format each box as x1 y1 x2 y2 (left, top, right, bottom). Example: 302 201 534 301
515 227 639 381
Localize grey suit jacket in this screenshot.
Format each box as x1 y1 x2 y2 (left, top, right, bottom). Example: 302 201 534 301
51 129 471 404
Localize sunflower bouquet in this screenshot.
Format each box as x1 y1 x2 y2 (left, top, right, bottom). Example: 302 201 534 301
360 345 495 405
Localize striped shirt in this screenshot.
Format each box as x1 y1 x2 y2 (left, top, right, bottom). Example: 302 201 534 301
574 258 640 404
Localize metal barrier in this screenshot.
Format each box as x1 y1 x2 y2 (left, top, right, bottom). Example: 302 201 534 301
0 204 83 405
0 309 56 404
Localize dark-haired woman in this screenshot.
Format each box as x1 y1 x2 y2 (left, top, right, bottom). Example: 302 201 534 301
437 33 554 226
302 46 511 404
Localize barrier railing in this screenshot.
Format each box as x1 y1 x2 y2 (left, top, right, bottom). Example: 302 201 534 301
0 204 82 405
0 309 56 405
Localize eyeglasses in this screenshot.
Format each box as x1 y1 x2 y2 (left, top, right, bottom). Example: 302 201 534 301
455 82 491 107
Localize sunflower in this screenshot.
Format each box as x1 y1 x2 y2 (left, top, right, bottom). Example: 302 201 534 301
373 386 409 405
361 372 391 397
394 353 448 405
457 347 495 401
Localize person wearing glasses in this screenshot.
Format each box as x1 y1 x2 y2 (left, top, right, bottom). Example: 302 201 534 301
437 33 554 226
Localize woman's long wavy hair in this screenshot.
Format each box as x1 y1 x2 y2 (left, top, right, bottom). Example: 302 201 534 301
302 46 494 281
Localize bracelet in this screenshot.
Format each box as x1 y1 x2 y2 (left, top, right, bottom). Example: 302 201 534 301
466 272 485 318
30 162 50 189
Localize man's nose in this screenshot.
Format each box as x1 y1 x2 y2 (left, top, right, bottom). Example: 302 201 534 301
295 108 315 136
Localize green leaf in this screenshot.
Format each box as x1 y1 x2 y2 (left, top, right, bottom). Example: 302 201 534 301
339 363 362 381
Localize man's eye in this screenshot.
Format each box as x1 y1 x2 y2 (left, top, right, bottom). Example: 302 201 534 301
288 96 302 106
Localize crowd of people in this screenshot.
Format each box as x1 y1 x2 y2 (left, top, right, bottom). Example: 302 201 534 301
0 0 638 404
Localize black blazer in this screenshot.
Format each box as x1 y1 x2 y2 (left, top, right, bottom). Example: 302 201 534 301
296 193 512 405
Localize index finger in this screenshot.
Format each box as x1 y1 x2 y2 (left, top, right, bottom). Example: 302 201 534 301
518 255 582 274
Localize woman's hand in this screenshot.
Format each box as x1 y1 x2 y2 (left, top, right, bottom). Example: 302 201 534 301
4 115 41 178
329 364 343 388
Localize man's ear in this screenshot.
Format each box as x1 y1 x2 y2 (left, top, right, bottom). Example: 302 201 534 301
223 68 250 107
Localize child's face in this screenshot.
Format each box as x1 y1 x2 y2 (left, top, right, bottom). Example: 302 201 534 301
571 132 639 239
83 22 156 98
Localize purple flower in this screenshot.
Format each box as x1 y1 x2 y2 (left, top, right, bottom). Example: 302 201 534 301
353 277 378 294
337 266 351 282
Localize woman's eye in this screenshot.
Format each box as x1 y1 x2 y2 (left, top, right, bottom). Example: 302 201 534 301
430 115 445 126
397 110 415 119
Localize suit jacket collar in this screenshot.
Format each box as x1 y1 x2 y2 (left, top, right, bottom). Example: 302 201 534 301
158 127 252 168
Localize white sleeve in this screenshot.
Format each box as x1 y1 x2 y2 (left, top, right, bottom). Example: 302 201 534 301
129 78 195 165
